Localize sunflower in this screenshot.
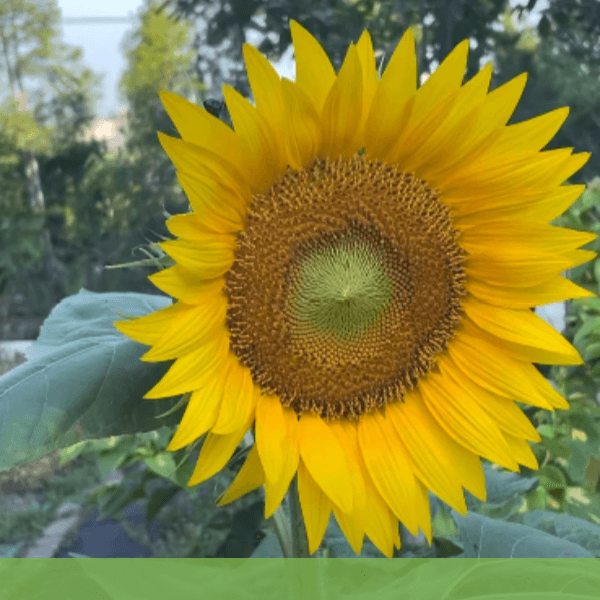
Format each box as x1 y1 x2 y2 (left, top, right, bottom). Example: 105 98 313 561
115 20 596 557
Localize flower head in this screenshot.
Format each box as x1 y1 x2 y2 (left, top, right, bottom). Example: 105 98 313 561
115 21 596 557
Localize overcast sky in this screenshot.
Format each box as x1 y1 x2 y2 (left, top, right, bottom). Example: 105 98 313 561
58 0 143 117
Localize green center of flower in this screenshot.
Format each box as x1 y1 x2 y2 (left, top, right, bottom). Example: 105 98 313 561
224 155 467 419
287 233 393 343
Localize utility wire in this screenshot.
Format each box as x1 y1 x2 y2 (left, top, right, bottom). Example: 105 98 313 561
62 17 135 25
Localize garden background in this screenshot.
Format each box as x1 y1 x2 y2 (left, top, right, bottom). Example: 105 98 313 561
1 0 600 559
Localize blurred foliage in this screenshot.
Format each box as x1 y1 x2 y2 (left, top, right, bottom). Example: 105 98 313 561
0 0 197 320
121 0 204 143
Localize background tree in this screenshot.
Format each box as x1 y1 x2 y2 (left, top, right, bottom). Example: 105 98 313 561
0 0 98 319
67 0 203 299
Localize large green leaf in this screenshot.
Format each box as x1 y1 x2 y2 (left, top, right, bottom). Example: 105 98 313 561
520 510 600 557
0 290 184 471
451 510 594 557
465 465 538 510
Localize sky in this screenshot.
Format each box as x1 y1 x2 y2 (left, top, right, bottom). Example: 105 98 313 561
58 0 144 117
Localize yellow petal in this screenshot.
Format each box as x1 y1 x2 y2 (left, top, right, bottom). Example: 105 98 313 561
419 369 520 471
141 295 227 362
412 39 469 123
113 300 176 346
166 372 227 451
176 171 245 233
465 274 595 309
243 43 284 118
159 238 235 281
358 409 429 537
363 27 415 159
554 152 590 184
484 106 570 159
223 84 282 191
255 392 287 483
242 43 288 165
361 473 400 556
460 221 596 257
298 414 353 514
166 212 227 238
387 38 469 164
387 390 486 512
218 444 265 506
264 408 300 518
437 358 541 443
503 433 539 470
406 63 493 175
329 420 399 555
427 72 528 186
327 420 366 514
281 79 321 169
143 333 229 399
298 459 333 555
290 20 336 113
158 132 250 212
452 184 586 226
446 329 559 410
187 410 255 486
212 362 257 435
462 298 584 366
443 148 578 197
521 185 586 222
354 29 378 140
319 44 363 159
148 267 224 305
466 249 575 289
333 506 364 556
158 89 249 181
564 248 597 270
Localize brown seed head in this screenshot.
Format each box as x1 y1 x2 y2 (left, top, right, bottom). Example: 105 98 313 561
224 155 467 419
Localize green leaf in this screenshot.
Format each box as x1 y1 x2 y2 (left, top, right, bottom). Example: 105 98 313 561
573 315 600 347
582 341 600 362
0 290 184 471
563 440 596 485
538 434 573 460
95 448 128 481
520 511 600 557
465 464 538 509
250 533 285 557
146 485 180 524
144 452 177 479
451 510 594 557
537 465 567 491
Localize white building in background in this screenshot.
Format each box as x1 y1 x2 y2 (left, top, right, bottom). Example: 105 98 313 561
535 303 566 334
83 109 127 151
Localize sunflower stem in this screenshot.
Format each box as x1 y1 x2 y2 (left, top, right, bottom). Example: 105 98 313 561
288 475 310 557
271 504 293 558
285 475 329 600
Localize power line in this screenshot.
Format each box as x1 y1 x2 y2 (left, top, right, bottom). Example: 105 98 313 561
62 16 135 25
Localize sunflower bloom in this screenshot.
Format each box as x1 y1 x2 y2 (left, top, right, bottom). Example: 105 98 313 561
115 21 596 557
